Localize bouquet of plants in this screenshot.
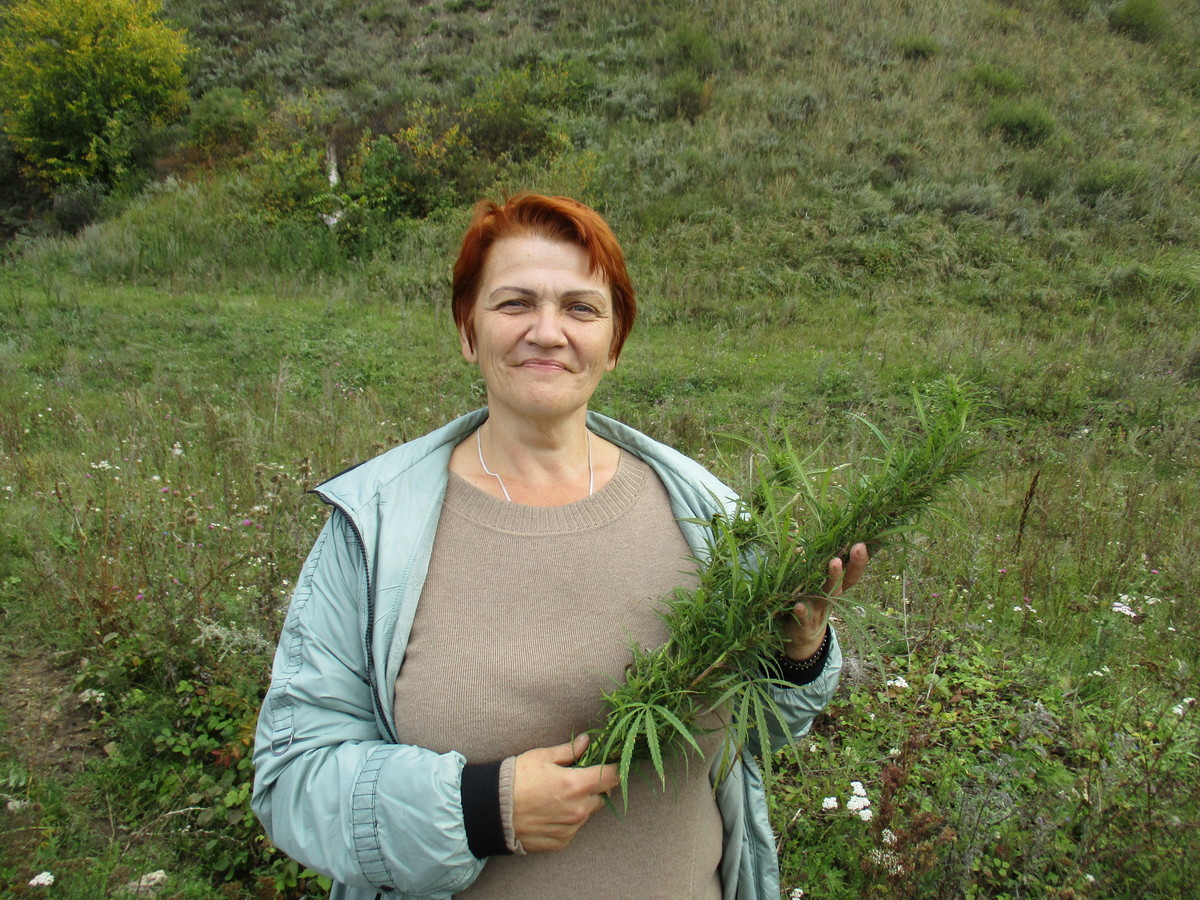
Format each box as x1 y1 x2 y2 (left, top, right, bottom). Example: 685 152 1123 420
579 378 993 804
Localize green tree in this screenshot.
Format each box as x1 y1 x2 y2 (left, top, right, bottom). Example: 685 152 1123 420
0 0 190 187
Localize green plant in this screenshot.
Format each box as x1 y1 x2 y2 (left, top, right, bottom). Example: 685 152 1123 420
965 63 1026 96
982 98 1056 146
1012 157 1060 200
579 380 991 802
0 0 190 187
1075 159 1143 201
898 35 940 61
188 87 264 163
1108 0 1168 42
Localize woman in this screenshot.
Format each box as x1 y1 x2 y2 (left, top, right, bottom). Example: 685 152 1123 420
252 193 868 899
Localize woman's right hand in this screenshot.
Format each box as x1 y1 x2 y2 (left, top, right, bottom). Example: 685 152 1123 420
512 734 620 852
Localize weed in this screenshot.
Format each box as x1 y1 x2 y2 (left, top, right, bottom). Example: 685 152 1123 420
982 98 1056 146
898 35 940 61
1108 0 1169 42
964 62 1026 97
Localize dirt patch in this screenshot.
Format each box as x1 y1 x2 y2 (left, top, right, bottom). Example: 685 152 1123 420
0 648 102 777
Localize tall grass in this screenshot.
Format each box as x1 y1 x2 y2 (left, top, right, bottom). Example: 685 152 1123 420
2 0 1199 895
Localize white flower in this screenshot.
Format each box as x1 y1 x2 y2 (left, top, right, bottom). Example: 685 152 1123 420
789 889 806 899
1111 601 1137 617
886 676 909 689
1173 698 1195 716
847 795 871 812
172 442 184 456
857 808 874 822
29 871 55 886
851 781 868 797
1085 874 1096 884
869 847 903 874
882 828 898 846
822 796 838 810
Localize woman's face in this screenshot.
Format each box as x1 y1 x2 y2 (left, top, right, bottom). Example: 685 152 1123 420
461 235 617 424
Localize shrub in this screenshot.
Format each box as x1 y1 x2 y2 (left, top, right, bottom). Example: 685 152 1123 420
51 181 108 234
662 71 717 122
460 67 560 161
1058 0 1092 19
660 22 722 77
188 87 264 162
898 35 940 61
345 114 471 222
1012 158 1060 200
982 99 1056 146
1108 0 1168 42
965 63 1026 97
0 0 190 187
1075 159 1143 201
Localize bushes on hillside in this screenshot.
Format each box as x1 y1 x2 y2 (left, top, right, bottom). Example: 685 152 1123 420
1108 0 1168 42
982 99 1056 146
0 0 189 188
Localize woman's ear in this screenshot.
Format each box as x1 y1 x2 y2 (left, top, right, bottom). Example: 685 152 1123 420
459 323 477 363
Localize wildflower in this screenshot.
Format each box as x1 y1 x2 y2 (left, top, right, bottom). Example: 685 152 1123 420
1111 601 1137 617
1173 698 1195 716
998 568 1007 574
851 781 867 797
882 828 898 846
789 889 805 899
869 847 902 875
857 808 874 822
79 689 106 705
172 442 184 456
242 518 253 526
822 796 838 810
29 872 55 886
847 795 870 812
886 676 909 690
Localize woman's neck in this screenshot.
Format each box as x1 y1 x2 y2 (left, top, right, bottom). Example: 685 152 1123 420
450 409 619 506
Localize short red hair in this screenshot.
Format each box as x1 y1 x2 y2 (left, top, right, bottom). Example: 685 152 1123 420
452 193 636 359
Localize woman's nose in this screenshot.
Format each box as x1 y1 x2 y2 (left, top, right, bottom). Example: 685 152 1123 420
526 306 567 346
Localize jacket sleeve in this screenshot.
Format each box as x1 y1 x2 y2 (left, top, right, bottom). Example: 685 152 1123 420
761 627 843 753
251 511 486 894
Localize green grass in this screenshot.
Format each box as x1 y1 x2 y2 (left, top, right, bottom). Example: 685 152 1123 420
2 0 1199 896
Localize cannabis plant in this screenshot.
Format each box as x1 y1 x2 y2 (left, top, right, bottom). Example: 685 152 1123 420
580 378 993 804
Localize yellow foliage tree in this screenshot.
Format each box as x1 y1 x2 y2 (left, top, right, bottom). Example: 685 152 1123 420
0 0 189 187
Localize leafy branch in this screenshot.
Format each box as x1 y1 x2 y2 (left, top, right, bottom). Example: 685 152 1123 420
579 377 997 805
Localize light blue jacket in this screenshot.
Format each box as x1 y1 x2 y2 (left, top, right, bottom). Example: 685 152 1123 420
252 409 842 900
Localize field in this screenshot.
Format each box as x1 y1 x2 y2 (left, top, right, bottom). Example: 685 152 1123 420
1 0 1199 897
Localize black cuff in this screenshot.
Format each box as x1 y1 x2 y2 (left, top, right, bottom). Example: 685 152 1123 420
461 761 511 859
775 624 832 687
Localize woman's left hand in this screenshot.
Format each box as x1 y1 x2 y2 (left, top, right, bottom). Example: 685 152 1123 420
782 542 869 660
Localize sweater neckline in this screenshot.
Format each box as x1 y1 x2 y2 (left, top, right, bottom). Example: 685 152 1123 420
444 451 646 535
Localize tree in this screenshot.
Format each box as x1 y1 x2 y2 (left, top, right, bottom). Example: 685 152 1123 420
0 0 190 187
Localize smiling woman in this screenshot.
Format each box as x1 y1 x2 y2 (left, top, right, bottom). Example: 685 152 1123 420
251 193 866 900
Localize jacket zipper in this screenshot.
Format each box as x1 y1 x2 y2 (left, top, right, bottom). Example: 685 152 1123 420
317 492 399 745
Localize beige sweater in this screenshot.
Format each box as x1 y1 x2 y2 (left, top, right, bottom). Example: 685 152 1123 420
392 452 723 899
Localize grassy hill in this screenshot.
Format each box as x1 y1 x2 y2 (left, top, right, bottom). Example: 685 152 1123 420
1 0 1198 897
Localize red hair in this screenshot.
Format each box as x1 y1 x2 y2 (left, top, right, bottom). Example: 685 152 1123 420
452 193 636 359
